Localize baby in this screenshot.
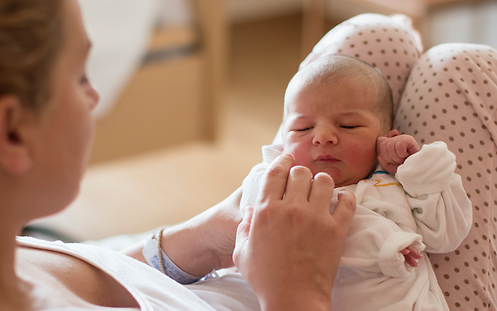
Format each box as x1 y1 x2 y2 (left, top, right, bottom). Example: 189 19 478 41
240 55 472 310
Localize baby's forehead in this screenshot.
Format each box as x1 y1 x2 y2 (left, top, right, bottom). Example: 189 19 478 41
285 73 378 105
289 61 378 95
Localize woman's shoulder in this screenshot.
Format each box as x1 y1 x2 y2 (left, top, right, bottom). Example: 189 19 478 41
16 236 217 311
41 308 140 311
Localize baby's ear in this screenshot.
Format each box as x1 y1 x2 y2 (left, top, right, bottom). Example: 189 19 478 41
385 129 399 138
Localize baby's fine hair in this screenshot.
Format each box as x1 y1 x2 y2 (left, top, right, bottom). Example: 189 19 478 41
286 54 394 132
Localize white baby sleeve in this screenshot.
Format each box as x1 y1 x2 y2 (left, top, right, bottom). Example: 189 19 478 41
240 162 268 217
378 231 425 278
240 145 283 217
339 205 425 278
395 141 472 253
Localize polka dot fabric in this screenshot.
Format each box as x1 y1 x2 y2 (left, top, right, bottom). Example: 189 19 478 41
300 13 423 113
299 13 497 310
396 44 497 310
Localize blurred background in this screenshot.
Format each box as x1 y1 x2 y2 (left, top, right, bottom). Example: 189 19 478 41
26 0 496 242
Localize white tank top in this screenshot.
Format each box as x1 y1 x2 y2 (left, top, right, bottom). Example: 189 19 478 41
17 237 260 311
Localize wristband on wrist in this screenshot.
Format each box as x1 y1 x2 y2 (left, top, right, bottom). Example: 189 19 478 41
142 229 202 284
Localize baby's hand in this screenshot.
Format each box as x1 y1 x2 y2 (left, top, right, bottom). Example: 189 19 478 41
377 130 420 175
401 246 422 268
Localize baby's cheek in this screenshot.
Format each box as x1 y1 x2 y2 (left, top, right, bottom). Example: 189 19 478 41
349 145 378 175
285 143 313 168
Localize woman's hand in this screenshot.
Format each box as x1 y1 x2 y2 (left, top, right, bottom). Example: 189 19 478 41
233 153 356 311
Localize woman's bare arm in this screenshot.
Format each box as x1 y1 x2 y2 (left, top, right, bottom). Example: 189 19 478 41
123 187 242 277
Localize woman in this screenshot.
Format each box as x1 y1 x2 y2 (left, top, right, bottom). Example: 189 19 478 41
0 0 356 310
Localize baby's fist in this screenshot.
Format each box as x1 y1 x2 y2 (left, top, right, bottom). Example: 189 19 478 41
377 130 420 175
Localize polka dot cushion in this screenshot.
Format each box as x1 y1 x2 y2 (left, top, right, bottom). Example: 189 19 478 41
301 13 497 310
397 43 497 310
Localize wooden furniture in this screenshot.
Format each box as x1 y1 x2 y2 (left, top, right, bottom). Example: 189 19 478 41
302 0 327 58
300 0 491 57
347 0 492 29
89 0 227 164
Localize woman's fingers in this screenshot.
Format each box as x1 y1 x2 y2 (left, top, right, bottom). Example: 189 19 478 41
284 165 313 202
309 172 335 210
233 206 254 265
332 190 356 225
237 206 254 240
234 179 354 311
258 153 295 202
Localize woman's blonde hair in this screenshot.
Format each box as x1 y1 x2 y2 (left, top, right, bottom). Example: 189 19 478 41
0 0 63 109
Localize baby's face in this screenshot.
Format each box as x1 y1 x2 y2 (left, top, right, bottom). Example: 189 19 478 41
282 76 384 188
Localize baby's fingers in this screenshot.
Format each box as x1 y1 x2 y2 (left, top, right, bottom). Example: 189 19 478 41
401 246 422 268
393 136 420 159
378 137 400 164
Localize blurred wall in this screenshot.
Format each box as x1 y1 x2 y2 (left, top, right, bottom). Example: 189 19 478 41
227 0 301 23
428 1 497 49
227 0 497 49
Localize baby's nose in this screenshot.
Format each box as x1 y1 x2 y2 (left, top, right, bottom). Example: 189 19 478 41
312 128 337 145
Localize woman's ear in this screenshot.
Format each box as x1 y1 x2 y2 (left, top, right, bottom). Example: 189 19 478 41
0 95 33 175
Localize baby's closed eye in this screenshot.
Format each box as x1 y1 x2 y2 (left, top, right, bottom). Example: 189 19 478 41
294 127 313 132
340 125 358 129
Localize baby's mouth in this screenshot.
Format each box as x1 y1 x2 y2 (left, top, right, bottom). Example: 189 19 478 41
315 155 339 163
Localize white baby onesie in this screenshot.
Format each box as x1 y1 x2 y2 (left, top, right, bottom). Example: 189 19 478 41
240 141 472 310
